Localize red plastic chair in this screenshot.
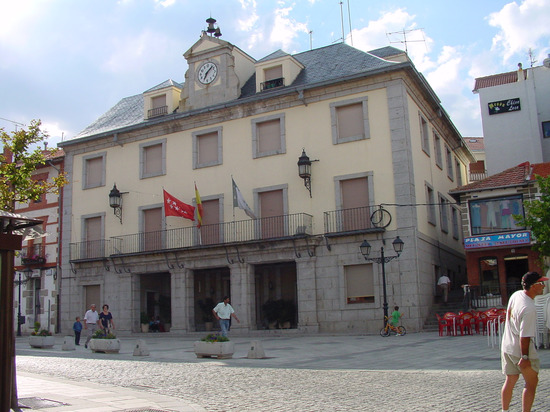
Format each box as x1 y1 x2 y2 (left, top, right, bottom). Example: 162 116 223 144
436 314 453 336
443 312 459 336
458 312 474 335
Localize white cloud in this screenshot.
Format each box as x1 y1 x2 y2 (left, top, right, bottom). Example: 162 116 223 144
488 0 550 63
269 6 309 50
154 0 176 7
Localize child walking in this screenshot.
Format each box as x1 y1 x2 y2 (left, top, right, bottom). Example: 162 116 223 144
73 316 83 345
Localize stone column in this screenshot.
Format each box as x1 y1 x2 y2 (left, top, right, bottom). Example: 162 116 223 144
296 258 319 332
169 267 189 333
229 262 252 333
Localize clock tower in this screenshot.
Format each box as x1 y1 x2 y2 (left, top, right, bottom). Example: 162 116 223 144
179 22 256 112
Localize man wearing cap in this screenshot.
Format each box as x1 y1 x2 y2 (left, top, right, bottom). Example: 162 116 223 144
501 271 548 412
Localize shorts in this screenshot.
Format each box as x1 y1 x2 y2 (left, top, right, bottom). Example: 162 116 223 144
501 352 540 375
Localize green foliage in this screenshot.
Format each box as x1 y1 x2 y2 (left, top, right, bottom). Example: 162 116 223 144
0 119 68 211
514 174 550 267
201 333 229 342
140 312 149 324
92 329 117 339
30 322 52 336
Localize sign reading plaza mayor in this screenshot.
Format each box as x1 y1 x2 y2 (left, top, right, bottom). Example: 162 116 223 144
487 98 521 115
464 231 531 249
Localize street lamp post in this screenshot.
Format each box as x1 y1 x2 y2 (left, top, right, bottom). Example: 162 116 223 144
14 268 32 336
360 236 404 327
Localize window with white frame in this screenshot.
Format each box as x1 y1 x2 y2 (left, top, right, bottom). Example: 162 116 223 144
345 264 374 304
451 206 459 239
82 152 106 189
439 194 449 233
330 97 370 144
252 114 286 158
434 132 442 168
419 114 430 155
193 127 222 169
426 184 436 225
446 146 453 180
140 139 166 179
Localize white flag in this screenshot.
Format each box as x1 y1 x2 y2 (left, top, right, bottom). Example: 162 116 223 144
232 178 256 219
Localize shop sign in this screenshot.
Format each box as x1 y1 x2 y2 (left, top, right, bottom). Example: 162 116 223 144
488 98 521 115
464 231 531 249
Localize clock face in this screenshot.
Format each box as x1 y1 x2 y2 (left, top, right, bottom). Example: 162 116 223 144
197 62 218 85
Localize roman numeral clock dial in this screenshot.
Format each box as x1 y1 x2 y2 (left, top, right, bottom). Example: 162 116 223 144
197 62 218 85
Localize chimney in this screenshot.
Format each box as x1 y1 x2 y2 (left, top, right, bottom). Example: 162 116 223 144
2 146 13 163
543 54 550 69
517 63 524 82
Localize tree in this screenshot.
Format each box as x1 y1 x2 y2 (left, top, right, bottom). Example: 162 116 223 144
514 174 550 266
0 119 67 212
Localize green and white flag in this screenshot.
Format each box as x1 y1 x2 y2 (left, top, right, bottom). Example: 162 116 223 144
232 178 256 219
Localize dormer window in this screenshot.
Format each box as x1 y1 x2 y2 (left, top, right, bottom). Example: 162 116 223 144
261 65 284 91
148 94 167 118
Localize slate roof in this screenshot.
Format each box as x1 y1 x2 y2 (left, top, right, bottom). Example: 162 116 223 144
450 161 550 197
72 43 403 140
256 49 290 63
368 46 405 59
144 79 183 93
473 69 527 92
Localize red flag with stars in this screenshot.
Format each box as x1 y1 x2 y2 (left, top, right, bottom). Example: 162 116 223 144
163 190 195 221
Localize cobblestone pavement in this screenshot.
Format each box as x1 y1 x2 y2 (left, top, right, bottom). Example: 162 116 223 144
16 333 550 411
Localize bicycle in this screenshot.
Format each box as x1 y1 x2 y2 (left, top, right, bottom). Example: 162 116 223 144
380 317 406 337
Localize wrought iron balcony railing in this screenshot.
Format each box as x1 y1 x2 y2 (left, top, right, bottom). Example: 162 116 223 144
324 205 380 235
70 213 313 261
260 77 285 91
147 105 168 118
20 243 46 264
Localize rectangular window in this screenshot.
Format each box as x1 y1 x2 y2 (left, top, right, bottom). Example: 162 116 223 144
469 195 524 235
420 114 430 155
451 206 459 240
341 177 370 231
330 97 370 144
152 94 166 109
345 264 374 304
84 216 103 258
434 133 442 168
140 139 166 179
259 189 285 239
426 184 436 225
455 159 463 186
193 127 222 168
143 207 163 252
200 198 222 245
542 121 550 138
83 153 105 189
439 195 449 233
445 146 453 180
252 114 286 158
148 94 167 118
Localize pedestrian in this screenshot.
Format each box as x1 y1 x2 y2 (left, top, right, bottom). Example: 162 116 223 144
83 303 99 348
437 274 451 304
72 316 82 346
501 271 548 412
390 306 403 326
212 296 240 337
99 304 115 335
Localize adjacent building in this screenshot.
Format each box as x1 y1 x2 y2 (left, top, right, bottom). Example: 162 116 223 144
12 147 65 334
58 23 474 335
473 56 550 176
450 161 550 306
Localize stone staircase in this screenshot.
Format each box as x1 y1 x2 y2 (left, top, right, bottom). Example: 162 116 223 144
423 291 465 332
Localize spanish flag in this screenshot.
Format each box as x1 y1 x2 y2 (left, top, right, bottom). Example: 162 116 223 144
195 183 203 228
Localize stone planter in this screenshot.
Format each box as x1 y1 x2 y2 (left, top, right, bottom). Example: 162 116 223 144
29 335 55 348
194 341 235 359
89 338 121 353
141 323 149 333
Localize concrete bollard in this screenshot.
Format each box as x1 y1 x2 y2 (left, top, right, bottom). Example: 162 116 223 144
133 339 150 356
62 336 75 351
247 340 265 359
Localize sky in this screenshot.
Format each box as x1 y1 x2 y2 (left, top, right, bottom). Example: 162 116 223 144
1 0 549 147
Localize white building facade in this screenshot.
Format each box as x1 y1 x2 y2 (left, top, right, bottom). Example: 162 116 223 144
59 26 474 335
473 57 550 176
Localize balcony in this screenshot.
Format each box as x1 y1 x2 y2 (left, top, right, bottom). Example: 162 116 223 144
324 205 385 236
70 213 313 261
21 244 46 265
147 105 168 119
260 77 285 91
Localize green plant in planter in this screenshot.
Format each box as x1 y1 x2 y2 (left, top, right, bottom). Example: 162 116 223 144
30 321 52 336
140 312 149 325
201 333 229 342
92 329 117 339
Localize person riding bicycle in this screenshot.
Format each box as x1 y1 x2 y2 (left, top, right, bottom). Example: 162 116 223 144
390 306 402 326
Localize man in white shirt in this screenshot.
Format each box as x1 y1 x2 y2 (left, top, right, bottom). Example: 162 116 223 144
501 271 548 412
83 304 99 348
212 296 240 337
437 274 451 304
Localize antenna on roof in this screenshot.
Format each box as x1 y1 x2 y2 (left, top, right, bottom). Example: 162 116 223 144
309 30 313 50
339 1 345 44
527 48 537 68
386 27 426 54
346 0 353 46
